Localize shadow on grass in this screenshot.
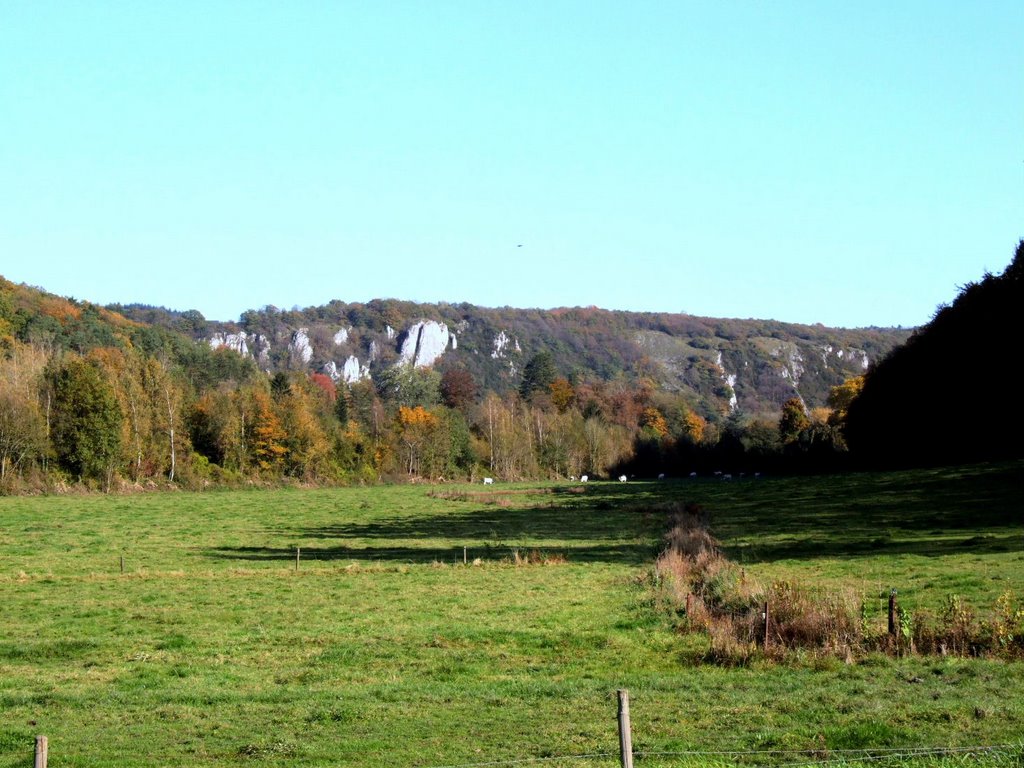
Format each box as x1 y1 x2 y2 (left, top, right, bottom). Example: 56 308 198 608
206 541 659 565
711 461 1024 563
203 462 1024 567
205 482 676 566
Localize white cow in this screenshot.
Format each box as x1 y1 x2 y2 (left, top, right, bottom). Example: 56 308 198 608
483 477 494 485
689 471 697 478
581 475 589 483
618 475 628 482
658 473 665 480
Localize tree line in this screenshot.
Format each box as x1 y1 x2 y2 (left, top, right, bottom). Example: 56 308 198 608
9 239 1019 493
0 331 865 493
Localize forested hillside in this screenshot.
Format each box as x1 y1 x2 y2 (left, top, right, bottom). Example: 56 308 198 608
845 240 1024 466
1 273 909 493
113 298 907 417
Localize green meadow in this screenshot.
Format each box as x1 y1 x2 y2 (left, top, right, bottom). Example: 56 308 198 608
1 462 1022 767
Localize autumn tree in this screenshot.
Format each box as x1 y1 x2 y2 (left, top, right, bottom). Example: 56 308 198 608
396 405 440 476
440 367 477 411
778 397 810 445
681 410 707 445
277 377 332 480
549 377 575 413
248 387 287 474
827 375 864 426
0 342 48 484
641 407 670 441
139 356 188 482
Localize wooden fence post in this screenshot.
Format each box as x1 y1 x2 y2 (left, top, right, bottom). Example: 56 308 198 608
617 689 634 768
120 555 124 574
295 547 300 572
34 735 47 768
464 546 467 565
763 600 770 650
888 589 897 637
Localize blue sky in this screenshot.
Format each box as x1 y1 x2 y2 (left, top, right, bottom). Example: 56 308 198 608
2 2 1021 328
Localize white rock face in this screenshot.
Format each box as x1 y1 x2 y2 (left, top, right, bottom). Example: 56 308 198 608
398 320 452 368
253 335 271 369
290 328 314 365
208 332 271 370
333 328 350 346
492 330 517 359
386 326 396 340
714 352 739 412
821 345 870 371
770 343 805 385
343 355 370 383
209 332 250 356
368 340 379 362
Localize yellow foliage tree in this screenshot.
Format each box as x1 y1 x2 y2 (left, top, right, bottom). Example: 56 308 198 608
549 377 576 413
681 410 706 445
827 376 864 425
397 405 440 476
641 407 669 440
250 388 287 474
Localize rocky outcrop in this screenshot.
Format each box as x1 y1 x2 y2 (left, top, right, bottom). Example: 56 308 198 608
324 356 370 383
715 352 738 412
343 355 370 383
209 331 271 369
770 342 806 385
190 301 906 413
398 320 454 368
821 344 869 371
290 328 314 365
491 331 520 359
209 332 250 356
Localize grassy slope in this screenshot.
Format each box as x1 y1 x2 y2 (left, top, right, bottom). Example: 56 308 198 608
0 464 1022 767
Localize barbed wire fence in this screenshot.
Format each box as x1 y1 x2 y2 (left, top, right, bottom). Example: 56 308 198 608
15 692 1023 768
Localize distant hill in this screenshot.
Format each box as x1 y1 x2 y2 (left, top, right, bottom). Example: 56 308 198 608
0 277 258 391
845 240 1024 465
111 298 910 418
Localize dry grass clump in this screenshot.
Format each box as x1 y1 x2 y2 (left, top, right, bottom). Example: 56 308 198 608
652 501 1024 663
654 502 863 662
510 549 568 566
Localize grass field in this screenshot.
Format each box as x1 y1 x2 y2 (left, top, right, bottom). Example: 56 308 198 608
1 462 1022 767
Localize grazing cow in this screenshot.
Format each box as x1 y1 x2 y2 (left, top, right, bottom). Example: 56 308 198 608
689 471 697 478
581 475 589 483
569 475 577 482
618 474 628 482
754 472 761 478
483 477 494 485
658 473 665 480
722 474 733 480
